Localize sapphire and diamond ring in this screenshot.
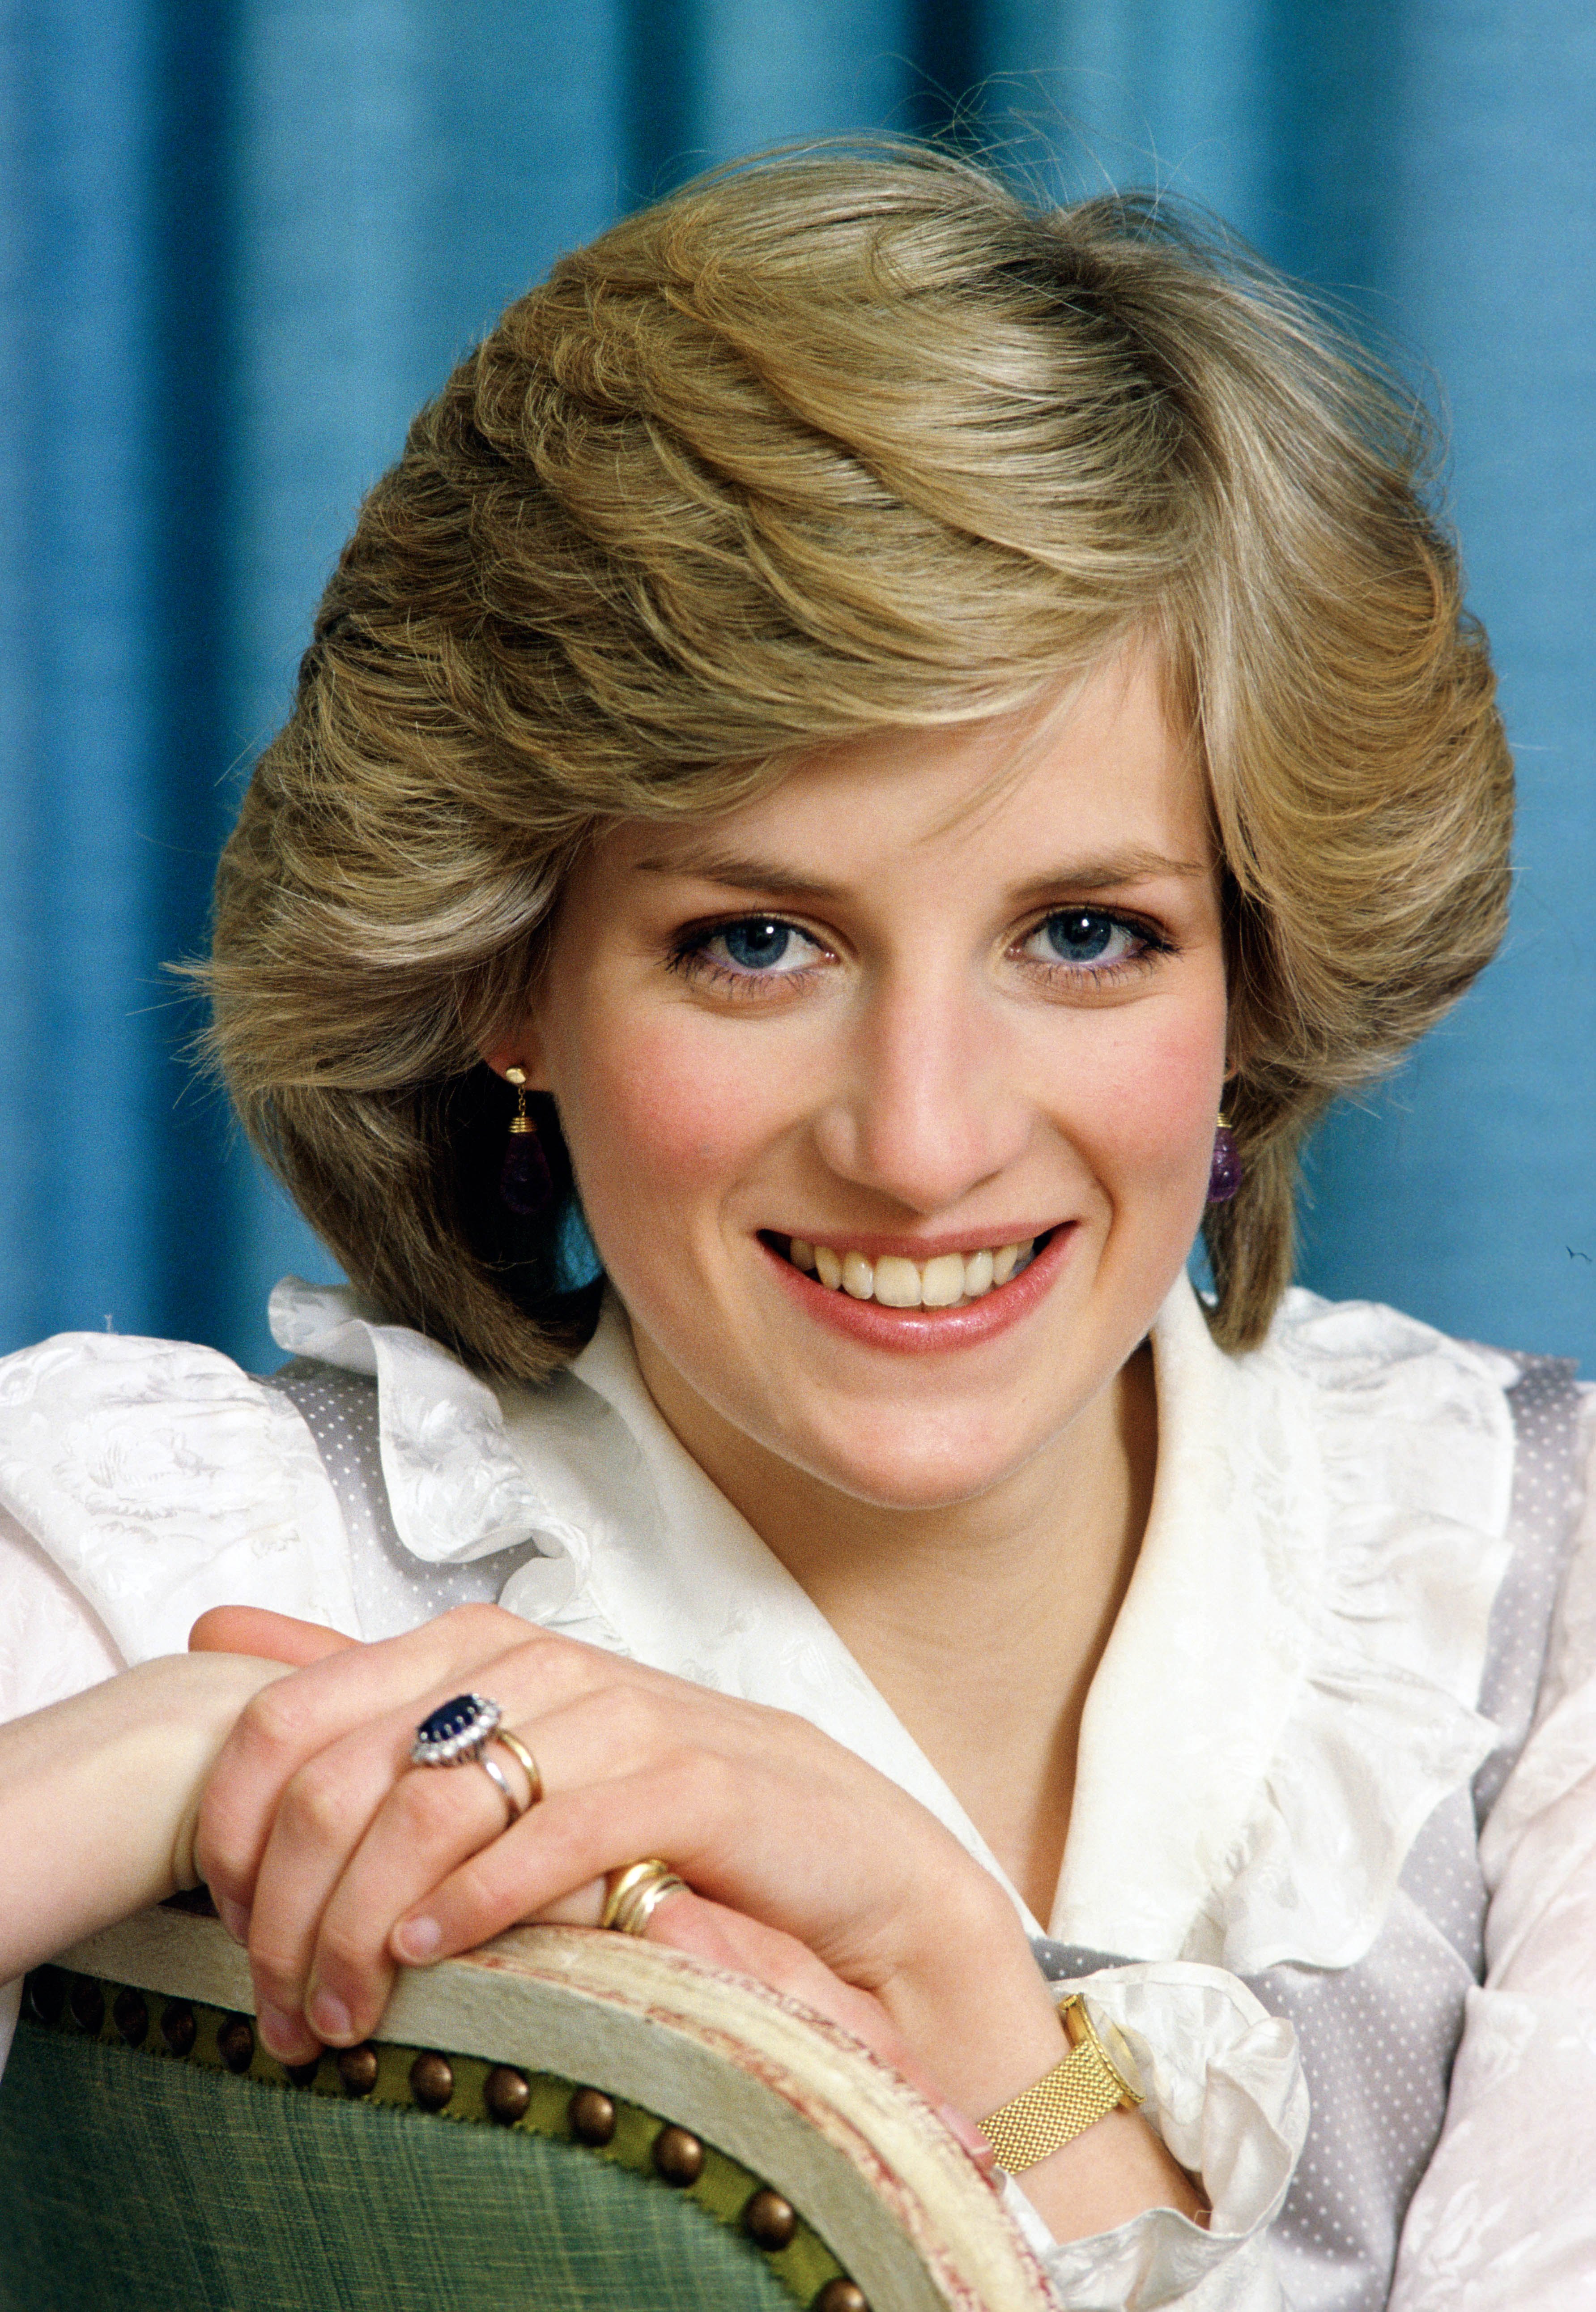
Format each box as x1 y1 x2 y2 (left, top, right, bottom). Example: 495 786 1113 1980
410 1693 503 1768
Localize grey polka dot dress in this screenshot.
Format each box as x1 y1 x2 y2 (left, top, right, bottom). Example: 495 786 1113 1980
1036 1354 1585 2312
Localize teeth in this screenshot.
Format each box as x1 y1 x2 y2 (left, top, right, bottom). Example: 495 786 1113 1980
873 1254 922 1307
788 1236 1036 1307
921 1252 966 1307
842 1251 874 1300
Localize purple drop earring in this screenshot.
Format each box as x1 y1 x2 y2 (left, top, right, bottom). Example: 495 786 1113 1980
499 1066 554 1217
1208 1112 1242 1204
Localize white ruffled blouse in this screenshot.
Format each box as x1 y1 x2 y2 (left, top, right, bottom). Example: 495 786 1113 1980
2 1272 1595 2310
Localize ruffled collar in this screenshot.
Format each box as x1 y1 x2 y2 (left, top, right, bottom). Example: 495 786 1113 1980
1057 1279 1515 1970
269 1270 1518 1973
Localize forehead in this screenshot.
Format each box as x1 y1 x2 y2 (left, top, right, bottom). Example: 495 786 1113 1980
613 644 1213 890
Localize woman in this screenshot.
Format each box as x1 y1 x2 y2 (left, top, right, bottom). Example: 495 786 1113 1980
2 149 1591 2309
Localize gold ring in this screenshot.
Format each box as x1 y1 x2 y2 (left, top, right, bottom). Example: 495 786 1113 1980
491 1728 543 1808
601 1859 688 1937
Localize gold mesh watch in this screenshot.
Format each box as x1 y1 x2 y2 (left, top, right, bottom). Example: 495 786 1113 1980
979 1996 1145 2175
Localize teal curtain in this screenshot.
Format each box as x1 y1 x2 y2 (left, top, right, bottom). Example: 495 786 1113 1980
5 2 1595 1374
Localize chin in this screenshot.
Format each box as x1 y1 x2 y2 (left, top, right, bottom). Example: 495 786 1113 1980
776 1415 1042 1513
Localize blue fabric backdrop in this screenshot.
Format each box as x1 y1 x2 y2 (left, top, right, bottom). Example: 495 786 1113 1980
4 1 1595 1375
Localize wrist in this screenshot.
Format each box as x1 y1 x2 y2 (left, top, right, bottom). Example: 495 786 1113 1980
979 1993 1144 2172
0 1651 289 1980
980 1996 1208 2244
878 1863 1072 2117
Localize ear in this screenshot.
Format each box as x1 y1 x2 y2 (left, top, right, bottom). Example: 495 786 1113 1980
481 1028 553 1089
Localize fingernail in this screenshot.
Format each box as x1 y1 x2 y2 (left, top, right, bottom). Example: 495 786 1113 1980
306 1988 352 2043
215 1896 250 1944
394 1915 442 1963
257 2002 311 2060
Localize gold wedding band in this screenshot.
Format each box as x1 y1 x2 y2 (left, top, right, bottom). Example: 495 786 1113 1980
601 1859 688 1937
492 1727 544 1808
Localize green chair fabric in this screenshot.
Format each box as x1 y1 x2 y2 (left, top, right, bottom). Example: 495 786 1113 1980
0 1908 1053 2312
0 1984 813 2312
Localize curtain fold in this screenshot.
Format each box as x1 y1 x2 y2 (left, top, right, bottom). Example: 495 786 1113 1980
4 0 1594 1372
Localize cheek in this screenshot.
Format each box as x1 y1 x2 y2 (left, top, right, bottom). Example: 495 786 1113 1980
554 1007 792 1219
1067 1000 1226 1201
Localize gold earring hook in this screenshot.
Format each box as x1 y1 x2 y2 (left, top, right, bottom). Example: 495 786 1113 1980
504 1066 532 1135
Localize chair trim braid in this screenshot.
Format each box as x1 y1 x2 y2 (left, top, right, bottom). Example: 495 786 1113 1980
18 1965 857 2310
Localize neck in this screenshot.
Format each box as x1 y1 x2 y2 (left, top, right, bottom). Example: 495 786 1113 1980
631 1332 1158 1925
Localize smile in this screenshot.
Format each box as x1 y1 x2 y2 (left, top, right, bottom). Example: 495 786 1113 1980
783 1236 1039 1310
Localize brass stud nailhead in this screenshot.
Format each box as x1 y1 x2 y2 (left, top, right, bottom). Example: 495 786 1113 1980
217 2016 255 2074
160 2002 196 2058
653 2125 705 2187
337 2043 380 2097
568 2087 616 2146
23 1963 866 2300
68 1980 104 2035
485 2065 531 2124
409 2052 454 2111
26 1971 64 2027
743 2188 797 2251
112 1989 149 2048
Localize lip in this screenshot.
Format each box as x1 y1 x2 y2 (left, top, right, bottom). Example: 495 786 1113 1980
761 1224 1077 1354
766 1224 1063 1263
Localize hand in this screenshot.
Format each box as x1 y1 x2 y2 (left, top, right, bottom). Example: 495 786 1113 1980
193 1605 1057 2101
192 1603 1205 2239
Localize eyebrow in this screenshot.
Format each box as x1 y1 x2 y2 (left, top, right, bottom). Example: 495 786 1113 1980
632 841 1208 900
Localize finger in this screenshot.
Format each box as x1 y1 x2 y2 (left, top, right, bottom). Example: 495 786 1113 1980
389 1759 768 1966
195 1602 538 1920
296 1688 668 2043
500 1887 997 2172
190 1606 360 1666
244 1680 535 2055
651 1898 919 2074
253 1673 575 2052
238 1650 633 2049
521 1875 608 1927
295 1753 520 2048
644 1898 995 2166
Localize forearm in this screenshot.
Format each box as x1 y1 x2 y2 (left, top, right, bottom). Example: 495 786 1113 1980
0 1653 289 1979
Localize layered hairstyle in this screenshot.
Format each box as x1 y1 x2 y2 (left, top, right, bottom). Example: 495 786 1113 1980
205 145 1512 1378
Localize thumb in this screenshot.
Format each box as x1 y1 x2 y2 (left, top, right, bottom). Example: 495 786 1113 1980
189 1605 359 1666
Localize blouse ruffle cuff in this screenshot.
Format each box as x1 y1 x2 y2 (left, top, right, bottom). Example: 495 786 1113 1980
1008 1964 1307 2311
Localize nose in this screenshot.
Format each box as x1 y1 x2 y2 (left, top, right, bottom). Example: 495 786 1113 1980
810 963 1033 1216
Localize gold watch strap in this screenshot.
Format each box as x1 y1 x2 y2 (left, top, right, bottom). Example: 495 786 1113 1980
979 1996 1144 2175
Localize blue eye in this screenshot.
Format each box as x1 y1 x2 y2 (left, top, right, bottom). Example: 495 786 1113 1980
1026 909 1139 969
719 919 793 970
681 917 827 982
1045 912 1114 962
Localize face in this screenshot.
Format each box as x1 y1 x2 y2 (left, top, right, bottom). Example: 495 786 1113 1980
511 645 1229 1515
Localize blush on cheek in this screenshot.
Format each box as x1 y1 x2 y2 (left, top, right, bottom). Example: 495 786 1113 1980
566 1021 777 1214
1083 1023 1224 1189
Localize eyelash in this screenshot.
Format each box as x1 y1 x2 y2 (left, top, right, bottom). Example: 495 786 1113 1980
1015 908 1174 989
667 921 832 997
668 910 1174 996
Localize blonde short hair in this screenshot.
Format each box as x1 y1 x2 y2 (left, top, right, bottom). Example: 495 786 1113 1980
206 146 1512 1377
